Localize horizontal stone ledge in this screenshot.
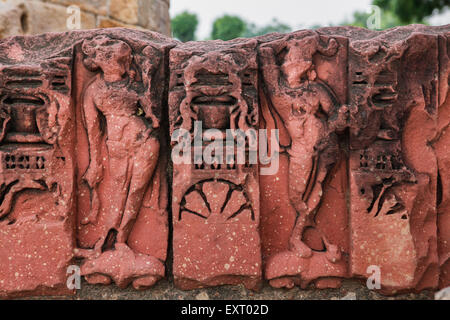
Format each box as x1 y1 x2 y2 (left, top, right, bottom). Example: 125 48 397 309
0 25 448 298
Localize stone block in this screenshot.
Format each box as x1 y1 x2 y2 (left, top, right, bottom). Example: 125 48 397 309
168 40 262 290
97 16 144 30
138 0 170 34
259 31 349 289
348 32 440 294
109 0 139 25
0 36 76 298
44 0 109 16
0 28 175 297
72 30 174 290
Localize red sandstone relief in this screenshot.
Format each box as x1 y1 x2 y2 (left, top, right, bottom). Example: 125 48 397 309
0 26 448 298
168 40 261 290
72 31 173 290
347 31 441 294
259 31 350 289
0 36 76 298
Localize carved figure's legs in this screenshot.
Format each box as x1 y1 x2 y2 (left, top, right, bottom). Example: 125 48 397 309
287 149 336 258
289 213 313 258
117 137 160 243
288 155 314 257
288 154 312 213
80 140 133 253
77 137 159 258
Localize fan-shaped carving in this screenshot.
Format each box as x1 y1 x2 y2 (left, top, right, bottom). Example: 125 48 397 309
179 179 254 221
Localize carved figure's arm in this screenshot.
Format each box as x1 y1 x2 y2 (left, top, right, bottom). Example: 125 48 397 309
139 46 161 128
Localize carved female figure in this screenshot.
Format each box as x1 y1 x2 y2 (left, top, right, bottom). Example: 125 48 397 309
260 34 348 259
80 36 160 252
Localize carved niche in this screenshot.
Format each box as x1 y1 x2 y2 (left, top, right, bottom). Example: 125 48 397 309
348 30 441 293
0 35 76 298
258 31 350 289
73 30 173 290
169 40 261 290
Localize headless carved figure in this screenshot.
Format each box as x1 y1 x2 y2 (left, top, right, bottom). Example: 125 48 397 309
260 37 347 259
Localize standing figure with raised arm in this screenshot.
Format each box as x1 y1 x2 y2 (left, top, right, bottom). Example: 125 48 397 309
259 34 349 261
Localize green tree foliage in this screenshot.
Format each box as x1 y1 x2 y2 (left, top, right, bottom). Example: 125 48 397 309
172 11 199 42
374 0 449 23
211 15 246 40
244 18 291 37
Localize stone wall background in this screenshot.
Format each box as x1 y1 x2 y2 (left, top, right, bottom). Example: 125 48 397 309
0 0 171 38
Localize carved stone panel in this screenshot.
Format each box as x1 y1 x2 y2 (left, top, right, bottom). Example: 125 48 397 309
72 30 174 290
348 31 440 293
169 40 262 290
258 30 350 289
0 35 76 298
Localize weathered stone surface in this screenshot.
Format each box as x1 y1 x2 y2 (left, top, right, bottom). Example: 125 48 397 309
0 1 25 39
0 29 175 298
0 33 76 298
346 29 442 294
169 40 262 290
435 32 450 290
72 30 174 290
259 31 349 289
138 0 171 35
0 25 449 298
109 0 139 25
258 26 450 294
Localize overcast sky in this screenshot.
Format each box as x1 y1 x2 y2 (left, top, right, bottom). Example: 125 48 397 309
170 0 450 39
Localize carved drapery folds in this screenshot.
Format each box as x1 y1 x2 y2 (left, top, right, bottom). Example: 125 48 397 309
0 26 449 297
73 31 173 290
